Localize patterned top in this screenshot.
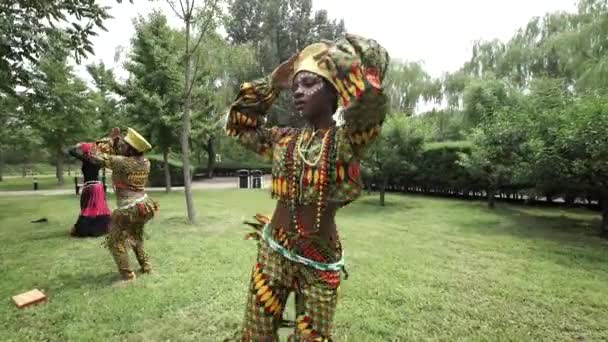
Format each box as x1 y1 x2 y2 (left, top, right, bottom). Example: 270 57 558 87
74 139 151 208
225 42 388 206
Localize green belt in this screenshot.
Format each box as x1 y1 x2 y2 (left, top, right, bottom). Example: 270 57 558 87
262 224 346 273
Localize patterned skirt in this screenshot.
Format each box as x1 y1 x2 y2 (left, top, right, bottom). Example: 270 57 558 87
71 181 111 237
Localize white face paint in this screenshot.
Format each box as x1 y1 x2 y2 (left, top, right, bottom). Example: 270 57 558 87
294 72 324 97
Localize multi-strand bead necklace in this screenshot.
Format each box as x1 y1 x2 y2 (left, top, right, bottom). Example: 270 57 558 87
285 126 337 236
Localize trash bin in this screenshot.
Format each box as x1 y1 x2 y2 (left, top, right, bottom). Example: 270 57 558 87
251 170 263 189
237 169 250 189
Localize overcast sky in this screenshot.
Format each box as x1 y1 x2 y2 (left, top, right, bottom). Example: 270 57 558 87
76 0 578 83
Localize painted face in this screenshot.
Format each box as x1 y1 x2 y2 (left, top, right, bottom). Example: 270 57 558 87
113 138 130 156
292 71 332 121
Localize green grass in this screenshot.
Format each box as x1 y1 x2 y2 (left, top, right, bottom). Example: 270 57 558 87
2 163 59 176
0 175 74 191
1 191 607 341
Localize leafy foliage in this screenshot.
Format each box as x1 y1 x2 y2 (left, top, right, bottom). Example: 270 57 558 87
0 0 142 95
363 115 424 205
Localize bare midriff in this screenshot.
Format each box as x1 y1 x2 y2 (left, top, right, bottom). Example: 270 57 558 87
271 200 339 245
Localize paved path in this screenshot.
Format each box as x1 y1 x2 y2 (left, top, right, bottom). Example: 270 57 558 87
0 176 271 197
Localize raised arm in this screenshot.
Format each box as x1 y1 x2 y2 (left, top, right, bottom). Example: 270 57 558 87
64 142 108 168
224 76 280 161
224 55 298 160
336 34 390 157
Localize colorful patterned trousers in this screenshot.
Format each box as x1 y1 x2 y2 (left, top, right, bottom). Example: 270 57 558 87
241 239 340 342
105 200 156 279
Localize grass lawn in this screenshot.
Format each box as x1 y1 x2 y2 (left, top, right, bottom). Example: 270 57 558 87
0 175 74 191
1 190 607 341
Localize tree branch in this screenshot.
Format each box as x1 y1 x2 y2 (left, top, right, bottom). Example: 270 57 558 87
189 0 196 18
180 0 188 17
190 0 219 54
166 0 186 20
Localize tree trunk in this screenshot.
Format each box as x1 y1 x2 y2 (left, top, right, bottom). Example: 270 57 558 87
56 149 65 185
601 195 608 237
487 189 496 209
163 149 172 193
206 136 215 179
564 193 575 207
182 13 196 224
379 177 388 206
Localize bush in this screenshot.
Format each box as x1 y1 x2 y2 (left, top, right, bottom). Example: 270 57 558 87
367 140 530 198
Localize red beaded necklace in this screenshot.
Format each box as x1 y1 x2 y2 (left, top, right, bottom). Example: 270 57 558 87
287 127 334 236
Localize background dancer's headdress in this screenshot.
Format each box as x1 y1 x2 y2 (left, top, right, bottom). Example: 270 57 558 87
124 127 152 153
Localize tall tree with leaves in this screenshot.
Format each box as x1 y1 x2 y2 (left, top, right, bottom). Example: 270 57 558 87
25 35 95 185
189 34 258 177
87 62 124 132
0 94 21 181
458 110 532 208
363 115 424 206
385 60 440 115
462 77 510 128
121 11 182 192
166 0 222 223
225 0 346 127
0 0 142 95
557 94 608 235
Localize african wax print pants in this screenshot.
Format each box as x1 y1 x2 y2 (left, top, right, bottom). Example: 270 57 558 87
241 238 340 342
105 197 157 279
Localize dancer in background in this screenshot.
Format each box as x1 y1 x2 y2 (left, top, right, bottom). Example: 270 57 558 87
66 142 111 237
70 128 158 282
225 34 389 341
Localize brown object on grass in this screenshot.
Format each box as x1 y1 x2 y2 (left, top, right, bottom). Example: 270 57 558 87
12 289 47 308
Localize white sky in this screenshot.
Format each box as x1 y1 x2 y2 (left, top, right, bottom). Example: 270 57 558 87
76 0 578 84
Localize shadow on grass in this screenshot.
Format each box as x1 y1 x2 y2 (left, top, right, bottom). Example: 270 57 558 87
349 196 416 214
462 204 603 244
52 271 116 292
28 229 73 241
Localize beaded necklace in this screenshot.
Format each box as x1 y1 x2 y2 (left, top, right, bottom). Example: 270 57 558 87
286 126 337 236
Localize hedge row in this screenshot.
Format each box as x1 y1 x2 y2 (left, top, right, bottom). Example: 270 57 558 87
364 141 599 208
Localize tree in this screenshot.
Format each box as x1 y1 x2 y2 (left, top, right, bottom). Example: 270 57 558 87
189 34 258 178
87 62 124 132
462 77 510 128
0 0 140 95
25 34 95 185
166 0 222 223
0 94 21 181
122 11 182 192
225 0 346 127
458 110 532 208
385 61 441 116
557 94 608 235
363 115 424 206
225 0 265 44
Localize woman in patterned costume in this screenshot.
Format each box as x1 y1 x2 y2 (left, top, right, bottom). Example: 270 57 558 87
225 34 389 341
66 142 111 237
69 128 159 282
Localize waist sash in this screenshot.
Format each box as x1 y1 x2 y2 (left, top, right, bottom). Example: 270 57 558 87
262 224 345 272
